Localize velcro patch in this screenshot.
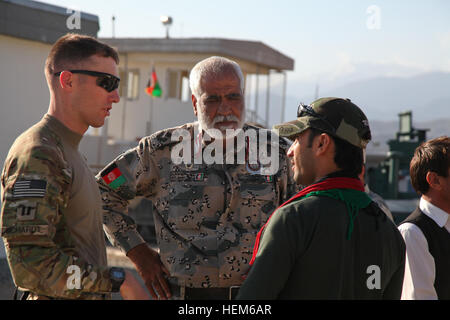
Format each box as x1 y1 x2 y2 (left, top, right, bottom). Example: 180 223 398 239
16 202 37 221
1 225 49 237
238 174 274 184
13 179 47 199
170 166 207 182
101 163 126 190
194 173 204 181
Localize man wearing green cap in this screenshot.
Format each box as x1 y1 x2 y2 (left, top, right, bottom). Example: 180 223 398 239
237 97 406 299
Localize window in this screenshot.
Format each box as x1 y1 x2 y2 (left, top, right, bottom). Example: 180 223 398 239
167 69 190 101
119 69 140 100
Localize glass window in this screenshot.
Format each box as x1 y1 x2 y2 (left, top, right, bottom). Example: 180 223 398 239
119 69 140 100
167 69 190 101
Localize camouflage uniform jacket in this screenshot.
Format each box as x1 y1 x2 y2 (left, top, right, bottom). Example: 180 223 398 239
1 115 114 299
97 122 297 288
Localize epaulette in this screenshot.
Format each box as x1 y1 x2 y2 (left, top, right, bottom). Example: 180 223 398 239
278 136 293 150
140 122 195 152
242 123 293 151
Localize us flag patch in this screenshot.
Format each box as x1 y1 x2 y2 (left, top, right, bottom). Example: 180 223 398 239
13 180 47 199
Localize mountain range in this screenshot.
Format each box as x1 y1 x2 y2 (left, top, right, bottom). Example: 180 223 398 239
253 71 450 153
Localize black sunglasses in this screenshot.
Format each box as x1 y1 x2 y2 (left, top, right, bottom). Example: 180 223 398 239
54 70 120 93
297 103 336 134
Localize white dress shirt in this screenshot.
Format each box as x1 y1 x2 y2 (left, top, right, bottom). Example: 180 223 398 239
398 197 450 300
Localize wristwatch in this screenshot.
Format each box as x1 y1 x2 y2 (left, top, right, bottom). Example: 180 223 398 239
109 267 125 292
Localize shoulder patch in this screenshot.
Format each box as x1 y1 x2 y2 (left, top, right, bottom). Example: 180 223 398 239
145 123 195 152
1 224 49 237
100 163 126 190
12 179 47 199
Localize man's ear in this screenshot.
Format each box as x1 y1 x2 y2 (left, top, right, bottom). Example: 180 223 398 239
315 133 332 156
58 71 73 91
426 171 443 191
192 94 198 117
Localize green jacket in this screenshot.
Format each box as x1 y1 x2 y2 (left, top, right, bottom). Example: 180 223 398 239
237 193 406 299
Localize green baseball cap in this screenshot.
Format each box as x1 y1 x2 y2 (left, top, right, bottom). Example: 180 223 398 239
273 97 372 148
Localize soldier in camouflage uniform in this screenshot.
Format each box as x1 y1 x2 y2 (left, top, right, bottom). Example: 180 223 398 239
97 56 297 300
0 34 148 300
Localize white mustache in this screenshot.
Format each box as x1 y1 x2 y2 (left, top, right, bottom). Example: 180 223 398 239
212 115 240 125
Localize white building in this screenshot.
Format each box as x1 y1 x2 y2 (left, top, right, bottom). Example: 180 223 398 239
97 37 294 143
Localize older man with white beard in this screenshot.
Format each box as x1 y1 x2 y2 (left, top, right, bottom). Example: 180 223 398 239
95 56 297 300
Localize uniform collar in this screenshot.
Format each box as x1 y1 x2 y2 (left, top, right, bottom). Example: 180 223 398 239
43 114 83 148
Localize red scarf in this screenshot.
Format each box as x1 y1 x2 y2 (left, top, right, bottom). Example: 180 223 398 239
249 177 364 266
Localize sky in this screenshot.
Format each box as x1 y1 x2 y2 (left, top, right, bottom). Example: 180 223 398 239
39 0 450 118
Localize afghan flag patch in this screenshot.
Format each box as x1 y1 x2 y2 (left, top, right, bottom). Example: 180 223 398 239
265 175 273 183
101 163 126 190
194 172 204 181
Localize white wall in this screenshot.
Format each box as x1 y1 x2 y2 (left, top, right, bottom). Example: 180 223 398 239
0 36 49 259
0 35 51 168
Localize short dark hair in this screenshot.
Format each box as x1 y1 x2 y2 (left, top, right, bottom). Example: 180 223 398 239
45 33 119 77
410 136 450 195
307 127 364 177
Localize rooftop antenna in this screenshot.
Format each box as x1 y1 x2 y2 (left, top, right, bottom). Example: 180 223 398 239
160 15 173 39
112 15 116 38
314 83 319 100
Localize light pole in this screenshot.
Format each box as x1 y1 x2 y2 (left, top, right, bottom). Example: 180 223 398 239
160 16 173 39
112 15 115 38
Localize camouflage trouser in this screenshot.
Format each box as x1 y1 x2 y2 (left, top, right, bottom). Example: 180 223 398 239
24 291 111 300
168 277 185 300
168 278 240 300
27 293 52 300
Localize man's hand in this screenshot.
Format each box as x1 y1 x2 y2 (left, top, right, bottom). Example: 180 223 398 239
120 270 150 300
126 243 171 300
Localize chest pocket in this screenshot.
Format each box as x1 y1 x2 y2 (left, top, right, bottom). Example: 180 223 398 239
238 174 278 229
166 165 218 230
238 174 276 201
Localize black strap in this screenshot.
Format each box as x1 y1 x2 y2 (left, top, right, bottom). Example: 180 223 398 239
12 286 30 300
184 287 240 300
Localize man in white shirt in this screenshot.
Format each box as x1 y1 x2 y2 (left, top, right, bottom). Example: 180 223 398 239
398 136 450 300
